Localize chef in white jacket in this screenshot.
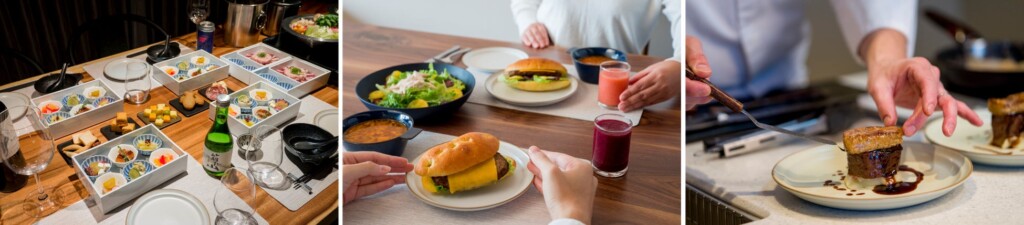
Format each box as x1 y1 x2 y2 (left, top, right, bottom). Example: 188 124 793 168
687 0 982 137
512 0 682 113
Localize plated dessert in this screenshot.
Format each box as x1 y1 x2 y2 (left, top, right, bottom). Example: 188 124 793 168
842 126 924 195
109 112 137 134
988 92 1024 149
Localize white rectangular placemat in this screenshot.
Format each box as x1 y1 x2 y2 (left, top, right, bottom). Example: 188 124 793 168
342 131 550 224
81 42 194 97
41 157 268 225
231 96 339 211
466 64 642 125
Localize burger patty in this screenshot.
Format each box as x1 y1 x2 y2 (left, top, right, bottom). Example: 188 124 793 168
506 70 564 80
431 153 509 190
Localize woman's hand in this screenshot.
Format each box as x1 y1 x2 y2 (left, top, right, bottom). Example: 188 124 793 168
526 146 597 224
342 151 414 204
521 22 552 49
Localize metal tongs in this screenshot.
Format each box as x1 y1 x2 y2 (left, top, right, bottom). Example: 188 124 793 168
685 66 844 150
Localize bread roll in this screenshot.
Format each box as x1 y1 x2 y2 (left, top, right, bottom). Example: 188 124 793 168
415 132 500 177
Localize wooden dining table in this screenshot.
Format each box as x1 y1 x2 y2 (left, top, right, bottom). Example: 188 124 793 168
0 32 338 224
342 21 681 224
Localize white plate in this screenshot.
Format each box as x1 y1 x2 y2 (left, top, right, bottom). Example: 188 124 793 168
0 92 30 120
772 142 972 210
104 58 148 81
126 189 211 225
925 109 1024 166
314 109 339 136
406 141 534 211
484 70 579 107
462 47 529 72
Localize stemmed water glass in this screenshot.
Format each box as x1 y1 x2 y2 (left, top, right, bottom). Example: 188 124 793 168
215 167 257 225
0 106 64 218
239 125 288 190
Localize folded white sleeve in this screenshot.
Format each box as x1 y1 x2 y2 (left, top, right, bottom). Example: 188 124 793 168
511 0 543 36
549 218 587 225
830 0 918 64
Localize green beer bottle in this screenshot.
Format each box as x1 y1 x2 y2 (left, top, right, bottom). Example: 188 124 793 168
204 94 234 177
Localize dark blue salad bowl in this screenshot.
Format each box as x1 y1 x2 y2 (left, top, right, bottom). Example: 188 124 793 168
355 63 475 121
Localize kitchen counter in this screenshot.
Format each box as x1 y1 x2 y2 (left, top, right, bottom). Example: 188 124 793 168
686 116 1024 224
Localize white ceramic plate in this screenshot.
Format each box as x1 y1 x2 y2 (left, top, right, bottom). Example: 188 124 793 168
313 109 339 136
126 189 211 225
772 142 972 210
484 70 579 107
406 141 534 211
0 92 30 120
104 58 148 81
925 109 1024 166
462 47 529 72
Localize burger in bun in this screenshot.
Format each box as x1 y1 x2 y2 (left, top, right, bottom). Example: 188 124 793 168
415 132 516 194
502 58 571 92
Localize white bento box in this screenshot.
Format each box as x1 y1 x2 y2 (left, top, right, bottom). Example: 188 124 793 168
152 50 230 95
209 81 302 134
221 44 329 97
72 124 188 214
31 80 124 138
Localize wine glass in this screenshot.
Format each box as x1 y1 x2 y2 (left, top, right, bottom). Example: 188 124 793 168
123 61 151 104
239 125 288 190
215 167 257 225
0 106 64 218
188 0 210 25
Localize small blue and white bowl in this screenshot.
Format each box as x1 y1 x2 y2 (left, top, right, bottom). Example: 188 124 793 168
172 73 190 82
45 112 72 125
276 82 295 90
91 96 117 108
61 94 86 108
235 114 260 127
232 95 257 114
132 134 163 156
258 73 279 83
81 155 113 182
121 160 155 182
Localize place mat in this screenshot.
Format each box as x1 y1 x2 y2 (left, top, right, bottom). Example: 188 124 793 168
342 130 550 224
81 42 194 98
466 64 642 125
40 156 269 225
230 96 338 211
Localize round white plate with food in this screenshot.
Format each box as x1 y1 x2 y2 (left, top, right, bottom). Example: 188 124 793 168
126 189 211 225
104 58 149 81
485 71 579 107
406 141 533 211
462 47 529 72
925 109 1024 166
0 92 31 120
772 142 972 210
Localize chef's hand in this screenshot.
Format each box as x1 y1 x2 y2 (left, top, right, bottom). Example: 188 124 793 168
342 151 413 204
521 22 551 49
685 35 713 110
618 60 681 112
862 29 983 136
526 146 596 224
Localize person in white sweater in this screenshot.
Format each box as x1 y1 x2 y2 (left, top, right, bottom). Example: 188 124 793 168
512 0 683 112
